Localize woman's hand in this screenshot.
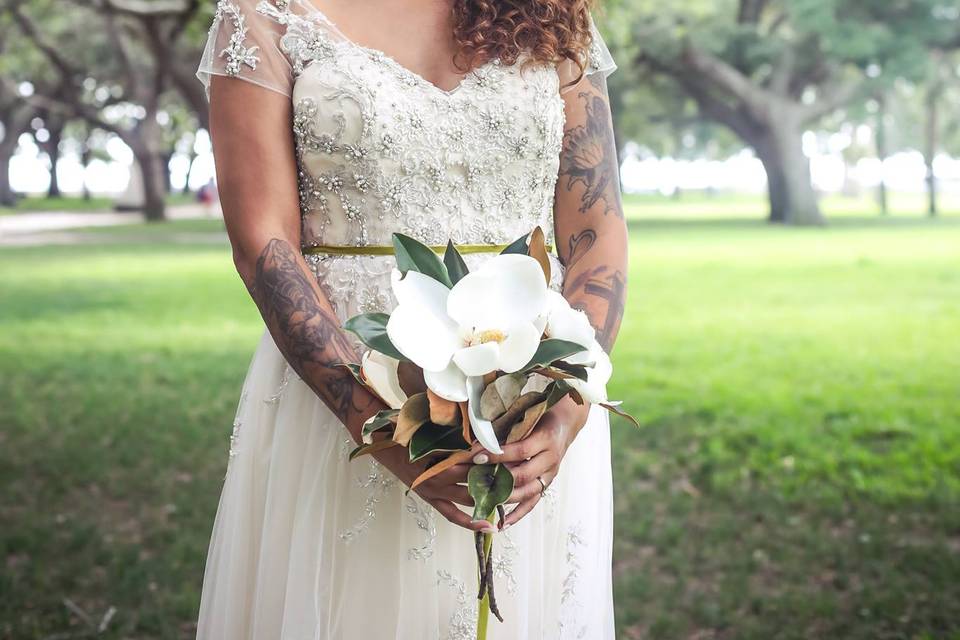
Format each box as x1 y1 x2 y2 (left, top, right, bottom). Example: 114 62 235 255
372 441 497 534
478 396 591 530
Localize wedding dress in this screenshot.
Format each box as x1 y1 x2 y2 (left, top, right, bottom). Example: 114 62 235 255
195 2 617 638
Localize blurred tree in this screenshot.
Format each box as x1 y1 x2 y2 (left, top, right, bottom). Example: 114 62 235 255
621 0 959 225
0 0 205 220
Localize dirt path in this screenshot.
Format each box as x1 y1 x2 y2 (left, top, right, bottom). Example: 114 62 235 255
0 204 224 247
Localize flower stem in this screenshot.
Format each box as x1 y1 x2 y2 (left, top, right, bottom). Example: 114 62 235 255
476 514 495 640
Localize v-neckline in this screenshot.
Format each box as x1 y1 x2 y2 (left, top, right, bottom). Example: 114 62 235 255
306 5 485 97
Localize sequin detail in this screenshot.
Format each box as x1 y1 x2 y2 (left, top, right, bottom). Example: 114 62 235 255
215 1 260 76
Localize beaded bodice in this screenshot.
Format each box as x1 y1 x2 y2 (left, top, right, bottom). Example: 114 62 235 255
266 4 565 249
199 0 615 317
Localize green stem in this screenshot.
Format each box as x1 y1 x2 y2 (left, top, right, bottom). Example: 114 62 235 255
476 514 495 640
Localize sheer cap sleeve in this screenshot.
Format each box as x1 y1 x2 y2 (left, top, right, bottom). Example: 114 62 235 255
558 13 617 93
196 0 293 99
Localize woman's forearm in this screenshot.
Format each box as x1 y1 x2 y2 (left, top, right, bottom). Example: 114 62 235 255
235 235 384 442
554 73 628 352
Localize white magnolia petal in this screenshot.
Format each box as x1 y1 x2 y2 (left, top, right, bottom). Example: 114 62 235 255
360 351 407 409
545 290 596 348
423 362 469 402
452 342 501 377
467 375 503 454
496 322 542 373
390 268 451 319
446 254 549 330
385 304 459 372
569 345 613 403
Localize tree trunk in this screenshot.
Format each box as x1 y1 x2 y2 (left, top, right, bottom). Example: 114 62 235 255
875 95 889 216
0 151 14 207
925 84 940 218
138 150 167 222
0 106 31 207
181 150 197 195
752 123 824 226
81 145 92 201
43 124 64 199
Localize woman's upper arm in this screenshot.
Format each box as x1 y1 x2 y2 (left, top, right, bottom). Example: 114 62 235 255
208 77 300 266
198 0 300 267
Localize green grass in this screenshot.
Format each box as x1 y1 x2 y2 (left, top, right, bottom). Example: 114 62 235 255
1 202 958 639
0 193 196 214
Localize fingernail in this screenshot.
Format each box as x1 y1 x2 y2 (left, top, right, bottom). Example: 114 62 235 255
501 523 511 531
473 453 489 464
471 519 496 533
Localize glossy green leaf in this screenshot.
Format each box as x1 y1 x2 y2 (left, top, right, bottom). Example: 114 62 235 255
521 339 588 372
442 240 470 285
343 313 408 362
550 360 590 381
361 409 399 443
468 463 515 521
499 233 529 255
393 233 453 287
408 423 470 462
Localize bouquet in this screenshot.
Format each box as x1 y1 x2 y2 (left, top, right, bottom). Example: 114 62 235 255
341 226 636 639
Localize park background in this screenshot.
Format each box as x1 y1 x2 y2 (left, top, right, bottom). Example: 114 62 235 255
1 0 959 638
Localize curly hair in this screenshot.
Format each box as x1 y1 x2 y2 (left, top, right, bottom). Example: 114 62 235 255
451 0 596 84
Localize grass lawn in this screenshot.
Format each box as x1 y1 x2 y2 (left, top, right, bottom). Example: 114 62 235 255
0 193 196 215
1 201 958 639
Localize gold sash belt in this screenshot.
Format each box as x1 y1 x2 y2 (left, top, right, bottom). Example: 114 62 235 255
303 243 552 256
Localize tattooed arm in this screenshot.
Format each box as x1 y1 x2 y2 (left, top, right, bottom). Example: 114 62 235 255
207 77 488 532
485 70 630 530
554 72 628 351
208 78 378 442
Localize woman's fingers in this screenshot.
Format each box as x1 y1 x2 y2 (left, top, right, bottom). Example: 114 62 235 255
501 492 541 529
424 482 473 507
428 498 494 533
505 452 555 503
479 429 550 464
429 463 471 486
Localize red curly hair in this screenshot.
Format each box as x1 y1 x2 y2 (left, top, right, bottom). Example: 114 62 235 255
451 0 596 83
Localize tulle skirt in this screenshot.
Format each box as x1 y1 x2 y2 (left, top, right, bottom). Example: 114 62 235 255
196 328 615 640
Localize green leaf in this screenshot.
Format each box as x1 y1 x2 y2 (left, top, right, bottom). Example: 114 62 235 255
349 439 398 461
361 409 399 443
468 463 515 521
601 402 642 428
343 313 408 362
442 240 469 285
333 362 365 385
499 233 529 255
393 233 453 287
550 360 590 381
521 339 589 372
408 423 470 462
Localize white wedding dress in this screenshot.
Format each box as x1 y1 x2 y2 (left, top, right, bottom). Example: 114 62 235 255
196 2 617 638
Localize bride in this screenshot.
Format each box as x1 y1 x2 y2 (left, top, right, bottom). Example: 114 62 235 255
195 0 627 637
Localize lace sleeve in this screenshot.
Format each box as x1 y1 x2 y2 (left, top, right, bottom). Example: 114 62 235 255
558 14 617 93
196 0 293 100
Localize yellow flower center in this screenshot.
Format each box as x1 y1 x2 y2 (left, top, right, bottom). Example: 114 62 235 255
465 329 506 346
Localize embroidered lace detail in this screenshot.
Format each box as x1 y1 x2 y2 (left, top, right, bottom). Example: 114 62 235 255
228 391 248 461
338 460 396 542
492 530 519 595
255 8 565 252
264 364 293 404
405 494 437 561
559 522 588 638
437 570 477 640
215 1 260 76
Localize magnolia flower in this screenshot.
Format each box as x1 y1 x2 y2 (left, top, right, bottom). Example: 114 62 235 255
542 290 612 403
567 342 613 403
542 290 596 365
360 350 407 410
386 254 549 453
